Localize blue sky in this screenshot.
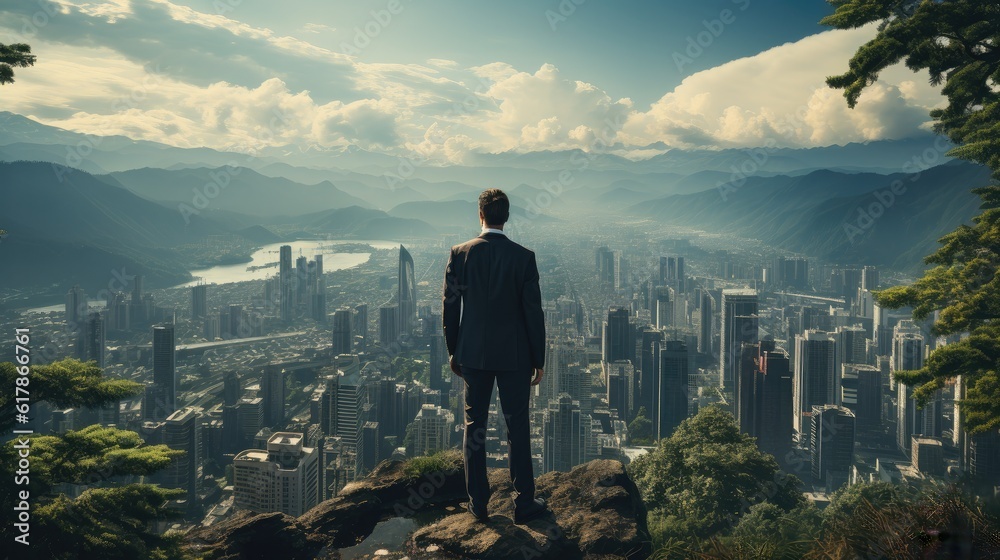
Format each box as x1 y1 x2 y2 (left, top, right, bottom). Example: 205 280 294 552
0 0 942 162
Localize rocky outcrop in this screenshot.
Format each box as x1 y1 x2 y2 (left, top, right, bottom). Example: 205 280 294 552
411 459 650 560
184 456 650 560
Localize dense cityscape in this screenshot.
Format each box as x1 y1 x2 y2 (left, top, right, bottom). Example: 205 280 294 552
2 213 996 537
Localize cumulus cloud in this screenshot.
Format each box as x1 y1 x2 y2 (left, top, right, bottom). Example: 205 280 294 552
621 26 940 149
0 1 945 160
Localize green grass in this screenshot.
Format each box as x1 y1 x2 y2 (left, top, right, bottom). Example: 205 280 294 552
402 449 462 479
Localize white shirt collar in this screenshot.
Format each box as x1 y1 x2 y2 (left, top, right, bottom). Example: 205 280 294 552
481 227 505 236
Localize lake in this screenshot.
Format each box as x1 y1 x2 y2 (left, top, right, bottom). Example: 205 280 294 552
175 239 400 287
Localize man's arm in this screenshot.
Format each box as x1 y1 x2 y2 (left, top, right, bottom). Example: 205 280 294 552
522 251 545 369
442 247 462 359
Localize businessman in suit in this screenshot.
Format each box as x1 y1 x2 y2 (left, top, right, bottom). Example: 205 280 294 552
442 188 548 524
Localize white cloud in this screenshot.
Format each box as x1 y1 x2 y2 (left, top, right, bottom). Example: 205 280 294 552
622 25 941 148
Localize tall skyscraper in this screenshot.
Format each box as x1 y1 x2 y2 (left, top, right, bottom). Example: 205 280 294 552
638 328 664 417
755 346 793 462
655 339 690 440
720 289 758 390
842 364 881 434
84 311 105 368
331 308 353 355
654 287 673 330
279 245 293 322
65 284 86 327
224 371 242 407
191 284 208 320
605 360 633 422
793 330 837 434
379 305 399 346
295 255 308 306
835 325 868 367
145 324 176 421
699 289 713 356
602 307 633 363
810 405 855 491
659 255 685 292
542 394 586 473
262 365 285 429
233 432 320 516
162 407 201 508
398 245 416 338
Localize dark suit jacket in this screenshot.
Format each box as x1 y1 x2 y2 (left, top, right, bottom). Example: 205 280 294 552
442 231 545 371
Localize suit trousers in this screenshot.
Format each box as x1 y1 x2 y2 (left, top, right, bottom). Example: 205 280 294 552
461 365 536 510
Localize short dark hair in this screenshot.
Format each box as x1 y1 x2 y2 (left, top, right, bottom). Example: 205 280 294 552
478 188 509 226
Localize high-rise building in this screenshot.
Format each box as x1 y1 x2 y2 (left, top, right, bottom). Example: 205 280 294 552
331 308 353 356
810 405 855 491
835 325 868 368
842 364 881 434
654 287 673 329
699 289 713 356
602 307 634 363
411 403 454 456
229 304 245 339
162 407 201 508
379 305 399 346
773 257 808 290
224 371 242 407
279 245 293 322
84 311 106 368
354 304 369 351
861 265 879 291
233 432 320 517
605 360 633 422
191 284 208 320
295 255 308 306
358 421 381 473
542 394 587 473
237 397 264 449
398 245 416 338
65 285 86 327
793 330 837 434
655 339 690 439
660 255 685 292
262 365 285 429
638 328 664 417
145 324 176 421
755 347 794 462
720 289 758 390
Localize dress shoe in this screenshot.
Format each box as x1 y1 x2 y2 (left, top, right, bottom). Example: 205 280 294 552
513 497 548 524
464 501 489 522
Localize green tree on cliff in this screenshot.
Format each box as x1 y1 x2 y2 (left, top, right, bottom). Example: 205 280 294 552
824 0 1000 434
0 359 190 559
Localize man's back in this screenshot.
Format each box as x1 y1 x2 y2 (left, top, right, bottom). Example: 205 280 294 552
442 232 545 372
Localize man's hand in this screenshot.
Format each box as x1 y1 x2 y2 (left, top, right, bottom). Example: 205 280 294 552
450 356 462 377
530 367 543 386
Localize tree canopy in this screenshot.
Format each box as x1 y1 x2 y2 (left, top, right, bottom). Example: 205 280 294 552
628 406 803 549
824 0 1000 434
0 359 191 559
0 42 35 85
